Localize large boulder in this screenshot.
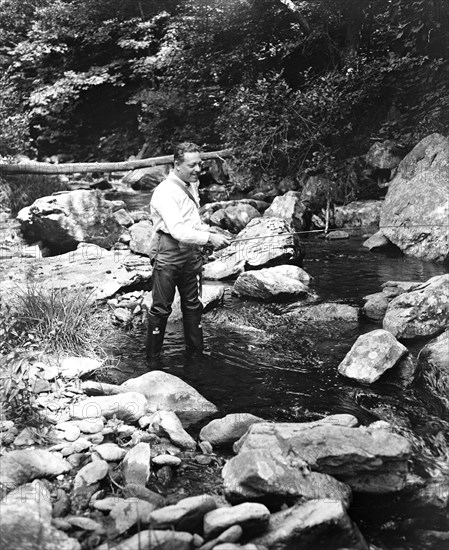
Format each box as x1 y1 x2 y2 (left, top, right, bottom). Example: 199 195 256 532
222 448 352 506
203 217 304 280
379 133 449 262
232 421 412 494
0 450 71 497
338 329 408 384
121 370 218 426
334 200 382 228
250 500 369 550
383 274 449 339
17 190 124 254
419 330 449 406
232 265 312 301
0 244 153 300
0 480 81 550
263 191 309 231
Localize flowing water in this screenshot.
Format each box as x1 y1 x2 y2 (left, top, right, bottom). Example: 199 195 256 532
113 192 449 547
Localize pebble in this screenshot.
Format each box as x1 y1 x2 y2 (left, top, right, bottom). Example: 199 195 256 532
74 460 109 487
152 454 182 467
122 443 151 487
95 443 127 462
204 503 270 539
77 418 104 434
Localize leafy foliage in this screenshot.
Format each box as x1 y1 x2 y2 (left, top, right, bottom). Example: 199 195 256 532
0 0 447 199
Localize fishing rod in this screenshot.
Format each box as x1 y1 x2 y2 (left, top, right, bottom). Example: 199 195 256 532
221 223 449 245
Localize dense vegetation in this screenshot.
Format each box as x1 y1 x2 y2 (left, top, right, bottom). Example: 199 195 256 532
0 0 448 186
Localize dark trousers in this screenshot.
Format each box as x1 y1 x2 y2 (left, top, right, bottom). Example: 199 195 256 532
146 231 204 359
149 232 203 320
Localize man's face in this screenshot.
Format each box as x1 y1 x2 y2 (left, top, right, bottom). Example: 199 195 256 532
175 151 202 185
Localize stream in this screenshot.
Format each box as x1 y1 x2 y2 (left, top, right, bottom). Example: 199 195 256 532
108 191 449 548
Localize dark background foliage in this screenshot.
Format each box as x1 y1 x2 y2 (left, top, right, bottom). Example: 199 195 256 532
0 0 448 189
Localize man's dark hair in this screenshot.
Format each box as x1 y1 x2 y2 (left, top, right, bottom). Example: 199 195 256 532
174 142 202 164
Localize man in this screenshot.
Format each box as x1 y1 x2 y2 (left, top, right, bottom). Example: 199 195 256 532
146 142 230 365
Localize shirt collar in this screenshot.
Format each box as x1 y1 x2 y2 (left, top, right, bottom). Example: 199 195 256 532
170 171 191 187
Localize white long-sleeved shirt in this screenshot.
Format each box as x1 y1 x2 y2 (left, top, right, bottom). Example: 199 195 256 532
150 171 210 245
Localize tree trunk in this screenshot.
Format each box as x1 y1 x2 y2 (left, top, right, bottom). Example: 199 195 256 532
0 149 232 175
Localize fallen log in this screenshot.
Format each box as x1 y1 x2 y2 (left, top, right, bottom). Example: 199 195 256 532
0 149 232 175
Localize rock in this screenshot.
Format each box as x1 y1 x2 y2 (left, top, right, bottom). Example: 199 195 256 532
379 133 449 262
222 449 352 506
74 460 109 487
113 209 134 227
286 302 359 323
0 244 153 300
203 503 270 540
263 191 309 231
326 230 349 240
92 496 126 511
224 204 261 232
70 392 147 423
334 200 382 228
128 220 154 256
338 329 408 384
95 443 127 462
59 356 103 379
121 370 218 426
204 217 304 280
124 164 169 188
76 418 104 434
200 525 243 550
114 307 133 323
148 494 217 532
363 292 390 321
122 443 151 487
95 530 193 550
0 480 81 550
0 450 71 497
363 231 394 251
17 190 124 253
122 484 165 507
13 427 38 446
152 455 182 467
380 353 420 388
419 329 449 374
300 175 329 212
54 422 81 442
383 274 449 339
52 489 71 517
200 200 269 225
142 284 226 324
65 515 104 532
233 422 412 494
250 499 368 550
419 330 449 406
365 140 402 170
233 265 311 301
199 413 264 447
110 498 156 534
152 410 197 450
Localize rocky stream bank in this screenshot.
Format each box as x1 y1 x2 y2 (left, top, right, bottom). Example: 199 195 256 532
0 133 449 550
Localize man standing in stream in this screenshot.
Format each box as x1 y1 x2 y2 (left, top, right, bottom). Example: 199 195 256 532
146 142 230 366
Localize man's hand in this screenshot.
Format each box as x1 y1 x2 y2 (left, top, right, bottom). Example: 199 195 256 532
208 232 231 249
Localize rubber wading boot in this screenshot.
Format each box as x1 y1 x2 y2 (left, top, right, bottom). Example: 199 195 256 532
146 317 167 367
183 313 204 356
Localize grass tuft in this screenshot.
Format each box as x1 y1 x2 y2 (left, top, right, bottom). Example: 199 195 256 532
1 283 114 358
